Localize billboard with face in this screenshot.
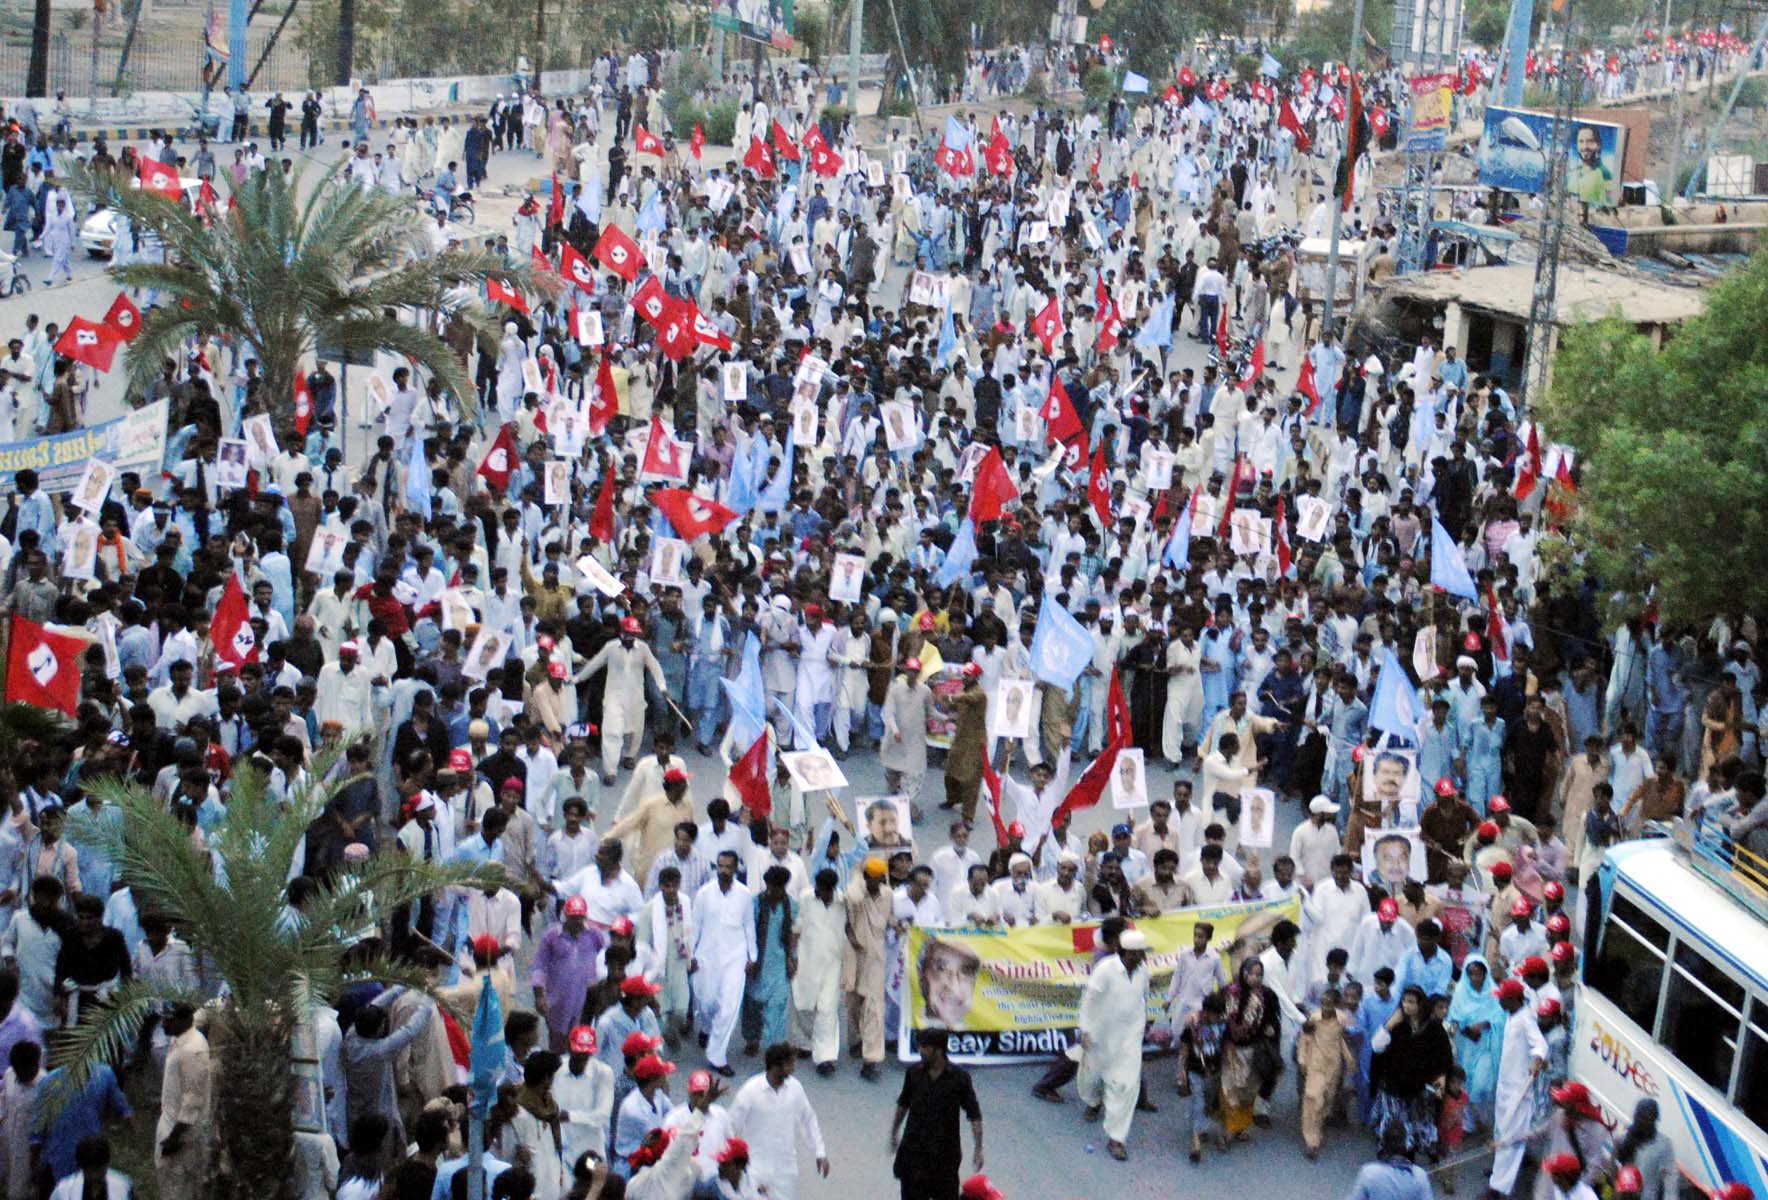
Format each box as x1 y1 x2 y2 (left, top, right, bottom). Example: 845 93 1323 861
1478 106 1627 207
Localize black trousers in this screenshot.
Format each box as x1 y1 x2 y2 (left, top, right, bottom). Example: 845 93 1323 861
898 1174 959 1200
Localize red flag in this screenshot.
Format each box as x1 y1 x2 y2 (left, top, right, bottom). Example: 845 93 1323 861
559 243 596 292
1098 32 1112 51
1095 295 1123 354
984 129 1014 176
686 302 733 351
631 276 671 327
730 730 772 819
1278 97 1312 151
1030 297 1065 354
1087 443 1112 526
1162 84 1181 102
292 371 313 437
531 243 552 273
55 318 121 373
640 416 692 481
1337 70 1367 212
103 292 142 342
652 488 737 540
588 462 617 542
476 424 520 492
548 174 565 228
1105 666 1131 746
196 178 219 221
209 573 260 670
1370 106 1391 139
1053 741 1124 825
1040 377 1083 444
1274 496 1292 575
802 124 829 156
1215 300 1230 357
654 299 696 362
1178 66 1196 88
771 120 801 162
1205 78 1229 101
4 615 83 715
634 127 664 156
1241 340 1265 387
743 137 776 179
138 156 182 199
485 276 528 313
978 732 1009 846
934 141 975 177
690 123 705 161
590 354 618 435
1513 424 1543 499
808 143 843 178
1486 584 1510 662
593 224 643 282
968 447 1019 523
1298 354 1322 415
1219 456 1247 543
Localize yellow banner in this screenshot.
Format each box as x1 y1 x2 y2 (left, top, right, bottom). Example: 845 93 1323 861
901 896 1301 1062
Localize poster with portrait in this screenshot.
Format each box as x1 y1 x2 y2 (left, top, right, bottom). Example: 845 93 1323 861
791 398 820 446
830 553 865 603
521 357 545 397
1189 491 1220 537
576 553 626 597
1110 747 1149 810
1022 220 1050 246
1295 494 1332 542
1362 827 1428 893
242 414 279 466
1413 625 1440 682
216 439 251 490
1120 495 1151 534
1046 186 1071 228
1143 448 1173 491
784 748 850 793
1361 746 1424 827
550 404 587 458
989 678 1035 740
61 520 98 581
795 353 828 388
438 587 476 633
908 271 942 308
722 361 748 402
1011 404 1037 445
705 177 734 213
866 159 886 188
363 372 394 416
650 537 687 588
892 149 908 175
68 458 115 515
853 793 913 852
303 528 347 577
575 308 605 347
543 460 572 506
463 627 512 681
882 401 919 452
788 244 813 277
1229 509 1270 556
1239 786 1277 848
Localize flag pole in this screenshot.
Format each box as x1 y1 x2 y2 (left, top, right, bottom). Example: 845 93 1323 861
1321 0 1367 339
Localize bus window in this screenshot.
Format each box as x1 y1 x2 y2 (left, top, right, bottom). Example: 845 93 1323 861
1661 944 1743 1093
1734 1008 1768 1135
1590 892 1668 1033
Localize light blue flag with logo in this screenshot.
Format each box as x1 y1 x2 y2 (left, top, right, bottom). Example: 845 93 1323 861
944 114 972 152
756 427 795 513
636 188 665 237
1123 70 1150 93
1369 647 1425 741
404 430 431 519
1262 51 1283 77
936 302 957 368
933 518 977 588
725 432 762 514
1429 517 1479 600
469 974 505 1117
1029 593 1096 690
1163 497 1193 570
1135 292 1174 351
719 632 767 750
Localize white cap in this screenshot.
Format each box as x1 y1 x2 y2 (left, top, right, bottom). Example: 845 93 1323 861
1456 655 1478 670
1308 795 1339 815
1008 852 1033 870
1119 929 1150 951
1058 850 1082 866
771 594 791 611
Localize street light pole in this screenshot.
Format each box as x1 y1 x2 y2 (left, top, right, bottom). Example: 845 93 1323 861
1321 0 1366 337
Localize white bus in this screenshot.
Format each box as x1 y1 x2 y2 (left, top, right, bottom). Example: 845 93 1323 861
1575 825 1768 1195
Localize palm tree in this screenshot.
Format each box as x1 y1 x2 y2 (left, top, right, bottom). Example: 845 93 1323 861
54 757 497 1200
68 159 545 431
0 701 70 757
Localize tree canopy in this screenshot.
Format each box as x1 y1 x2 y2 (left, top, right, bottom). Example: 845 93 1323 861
1540 251 1768 625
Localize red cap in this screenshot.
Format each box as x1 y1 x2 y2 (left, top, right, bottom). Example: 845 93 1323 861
1536 997 1563 1019
610 916 636 937
1490 859 1514 879
1006 821 1025 839
620 976 662 998
960 1177 1005 1200
1551 1081 1591 1107
563 895 589 918
687 1069 714 1093
1434 776 1457 798
632 1054 675 1082
1464 632 1483 652
1550 942 1577 964
1489 795 1511 813
903 657 922 672
1478 820 1500 841
621 616 642 634
1543 881 1565 901
1351 744 1366 763
961 662 983 678
803 603 823 619
715 1137 751 1164
500 778 523 793
569 1025 597 1055
663 767 691 785
1547 913 1572 935
918 612 937 631
621 1031 662 1057
449 748 473 771
470 934 503 961
1543 1152 1582 1179
1520 955 1549 977
1377 898 1399 921
549 660 568 679
1614 1166 1644 1194
1495 978 1525 1001
1511 897 1534 917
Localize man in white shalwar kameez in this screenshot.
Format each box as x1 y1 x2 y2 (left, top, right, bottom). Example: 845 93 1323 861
494 322 527 421
789 870 846 1071
692 851 757 1076
727 1047 829 1200
581 616 669 784
1301 855 1369 990
1488 977 1548 1197
1076 928 1151 1161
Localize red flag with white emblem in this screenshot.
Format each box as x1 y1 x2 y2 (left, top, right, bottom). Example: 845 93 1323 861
590 354 618 435
4 615 84 715
690 123 705 160
1030 297 1065 354
293 371 313 437
209 573 260 671
589 460 617 542
1040 377 1083 445
138 156 182 199
631 276 671 327
634 127 664 156
652 488 737 540
485 276 528 313
730 730 772 820
640 416 693 481
55 318 121 373
103 292 142 342
1087 443 1112 526
476 424 520 492
559 243 597 293
593 224 643 282
772 120 801 162
743 137 776 179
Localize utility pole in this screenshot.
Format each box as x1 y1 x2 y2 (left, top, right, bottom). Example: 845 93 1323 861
1522 0 1578 405
88 4 100 117
534 0 546 80
847 0 864 117
1321 0 1366 336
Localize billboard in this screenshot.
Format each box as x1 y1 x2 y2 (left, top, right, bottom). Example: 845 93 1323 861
1406 72 1455 151
0 400 169 495
712 0 796 50
1478 105 1628 207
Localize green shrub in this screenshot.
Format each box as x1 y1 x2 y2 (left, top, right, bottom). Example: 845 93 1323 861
1082 65 1115 110
703 100 738 145
1233 53 1261 82
881 94 916 118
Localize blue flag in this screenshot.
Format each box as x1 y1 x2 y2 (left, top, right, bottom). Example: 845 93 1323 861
636 188 665 236
1429 517 1479 600
757 427 795 513
935 302 957 368
1029 593 1097 690
1261 51 1283 77
719 632 767 750
1135 293 1174 351
469 973 505 1117
1369 647 1425 741
944 114 972 151
1163 496 1193 569
404 431 432 519
725 433 762 514
933 518 977 588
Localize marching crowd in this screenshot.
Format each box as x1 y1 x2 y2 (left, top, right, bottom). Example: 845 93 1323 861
0 21 1762 1200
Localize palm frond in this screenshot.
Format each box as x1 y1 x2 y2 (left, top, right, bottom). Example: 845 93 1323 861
42 977 206 1115
0 702 71 758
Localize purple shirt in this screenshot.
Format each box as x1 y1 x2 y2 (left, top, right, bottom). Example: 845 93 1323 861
530 924 606 1050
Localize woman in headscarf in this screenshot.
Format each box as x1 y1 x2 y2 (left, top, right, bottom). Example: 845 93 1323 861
1220 956 1280 1141
1607 1097 1678 1200
1369 984 1454 1160
1447 953 1504 1131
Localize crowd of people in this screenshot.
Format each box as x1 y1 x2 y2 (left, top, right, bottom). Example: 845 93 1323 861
0 20 1763 1200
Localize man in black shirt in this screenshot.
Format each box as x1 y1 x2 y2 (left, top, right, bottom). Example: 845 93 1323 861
891 1028 983 1200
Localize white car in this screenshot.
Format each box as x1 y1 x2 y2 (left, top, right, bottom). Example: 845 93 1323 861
80 176 202 257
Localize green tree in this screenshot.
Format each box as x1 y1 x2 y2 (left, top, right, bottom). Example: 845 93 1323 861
1540 251 1768 623
71 161 535 431
52 760 496 1200
1096 0 1248 80
1283 0 1394 69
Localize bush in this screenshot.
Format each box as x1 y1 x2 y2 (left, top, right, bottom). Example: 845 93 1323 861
1023 66 1050 103
821 103 851 136
1082 65 1115 110
880 94 916 118
795 2 829 63
1233 53 1261 82
702 100 739 145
